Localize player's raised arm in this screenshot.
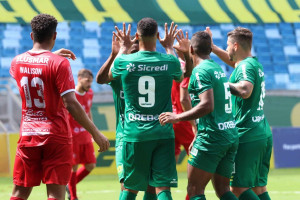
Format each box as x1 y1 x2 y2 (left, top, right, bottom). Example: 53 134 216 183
158 22 178 56
53 48 76 60
205 27 236 68
159 89 214 125
174 30 193 78
62 92 110 152
96 34 120 84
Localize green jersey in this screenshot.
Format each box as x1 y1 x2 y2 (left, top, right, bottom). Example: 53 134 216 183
188 59 238 151
111 51 182 142
110 79 125 146
229 57 272 143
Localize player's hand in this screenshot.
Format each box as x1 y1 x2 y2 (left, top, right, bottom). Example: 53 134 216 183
205 27 214 48
159 112 179 126
93 131 110 152
158 22 178 51
188 136 196 154
111 33 120 56
53 48 76 60
113 22 136 54
174 30 190 53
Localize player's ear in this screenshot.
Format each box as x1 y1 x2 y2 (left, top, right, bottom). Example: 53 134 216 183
53 32 57 41
135 32 139 40
190 45 195 55
30 32 34 41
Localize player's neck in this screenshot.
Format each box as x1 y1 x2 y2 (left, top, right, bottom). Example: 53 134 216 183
235 50 252 65
32 42 53 52
139 41 156 52
193 55 210 66
76 85 85 94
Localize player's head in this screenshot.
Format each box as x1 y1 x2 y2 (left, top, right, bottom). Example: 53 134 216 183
190 31 212 57
77 69 93 92
128 35 139 54
227 27 252 61
136 18 158 43
30 14 57 48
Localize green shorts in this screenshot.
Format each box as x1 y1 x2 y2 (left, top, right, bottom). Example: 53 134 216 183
231 136 273 187
115 142 124 182
188 140 238 178
122 139 178 191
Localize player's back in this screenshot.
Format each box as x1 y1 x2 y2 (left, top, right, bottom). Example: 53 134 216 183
112 51 182 142
10 50 75 147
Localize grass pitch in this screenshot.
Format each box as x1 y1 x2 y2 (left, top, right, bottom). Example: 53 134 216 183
0 168 299 200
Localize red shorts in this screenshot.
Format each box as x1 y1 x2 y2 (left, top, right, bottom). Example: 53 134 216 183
13 143 72 187
72 141 96 165
173 123 195 156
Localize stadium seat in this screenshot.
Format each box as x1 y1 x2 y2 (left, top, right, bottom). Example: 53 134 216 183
284 45 299 55
288 64 300 73
287 55 300 63
274 73 290 85
2 39 20 49
6 23 22 31
84 21 100 37
4 30 22 39
83 39 100 49
0 57 13 69
265 29 281 39
83 48 100 58
57 22 69 31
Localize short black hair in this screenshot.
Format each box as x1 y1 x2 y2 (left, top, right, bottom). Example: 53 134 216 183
137 18 157 37
31 14 57 43
191 31 212 56
227 27 252 51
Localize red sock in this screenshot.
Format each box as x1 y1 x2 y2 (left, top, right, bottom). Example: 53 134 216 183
10 197 24 200
48 198 58 200
76 167 90 183
68 171 77 200
185 194 189 200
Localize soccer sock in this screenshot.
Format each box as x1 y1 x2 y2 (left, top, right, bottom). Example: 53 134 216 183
185 194 190 200
157 190 172 200
121 190 137 200
220 191 238 200
239 189 260 200
48 198 58 200
143 191 157 200
190 194 206 200
10 197 24 200
258 192 271 200
119 190 123 200
69 171 78 200
76 166 91 183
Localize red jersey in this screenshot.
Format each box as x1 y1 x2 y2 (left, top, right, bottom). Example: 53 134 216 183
171 60 191 126
10 50 75 147
68 89 93 144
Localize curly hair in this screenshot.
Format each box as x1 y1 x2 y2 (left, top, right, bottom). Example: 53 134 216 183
227 27 252 51
31 14 57 43
137 18 157 37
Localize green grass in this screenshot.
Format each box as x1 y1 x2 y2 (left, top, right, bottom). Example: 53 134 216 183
1 168 300 200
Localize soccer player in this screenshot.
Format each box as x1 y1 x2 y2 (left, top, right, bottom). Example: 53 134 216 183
97 34 158 200
67 69 96 200
106 18 193 200
159 31 239 200
207 27 273 200
9 14 109 200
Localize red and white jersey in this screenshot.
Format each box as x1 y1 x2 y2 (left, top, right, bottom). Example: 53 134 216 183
68 89 93 144
10 50 75 147
171 60 191 126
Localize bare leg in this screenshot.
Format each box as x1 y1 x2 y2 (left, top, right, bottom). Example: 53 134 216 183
47 184 66 200
11 185 33 200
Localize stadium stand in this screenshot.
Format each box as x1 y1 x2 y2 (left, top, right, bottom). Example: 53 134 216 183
1 22 300 90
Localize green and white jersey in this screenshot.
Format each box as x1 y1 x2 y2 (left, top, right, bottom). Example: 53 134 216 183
188 59 238 151
109 79 125 146
229 57 272 143
111 51 182 142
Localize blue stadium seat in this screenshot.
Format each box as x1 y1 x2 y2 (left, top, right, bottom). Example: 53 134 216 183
287 55 300 63
273 64 289 73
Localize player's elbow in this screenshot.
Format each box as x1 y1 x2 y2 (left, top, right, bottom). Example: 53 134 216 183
240 91 251 99
202 101 214 115
180 97 190 108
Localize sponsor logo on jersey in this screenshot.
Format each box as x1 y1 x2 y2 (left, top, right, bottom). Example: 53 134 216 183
252 114 264 123
74 127 87 133
218 120 236 130
128 113 159 121
190 147 198 157
258 68 264 77
126 63 169 72
17 56 49 64
214 71 226 79
170 179 178 184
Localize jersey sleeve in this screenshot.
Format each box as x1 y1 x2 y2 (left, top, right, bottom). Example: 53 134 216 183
56 59 75 96
171 56 183 81
191 68 212 95
235 62 256 85
9 58 16 79
180 77 190 88
111 57 123 79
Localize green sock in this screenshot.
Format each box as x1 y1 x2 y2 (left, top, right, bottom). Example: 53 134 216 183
143 191 157 200
239 189 260 200
190 194 206 200
220 191 238 200
121 190 137 200
258 192 271 200
119 190 123 200
157 190 172 200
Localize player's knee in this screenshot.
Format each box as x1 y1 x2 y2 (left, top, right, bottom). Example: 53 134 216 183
252 186 267 195
231 187 248 197
85 163 96 171
214 185 230 198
